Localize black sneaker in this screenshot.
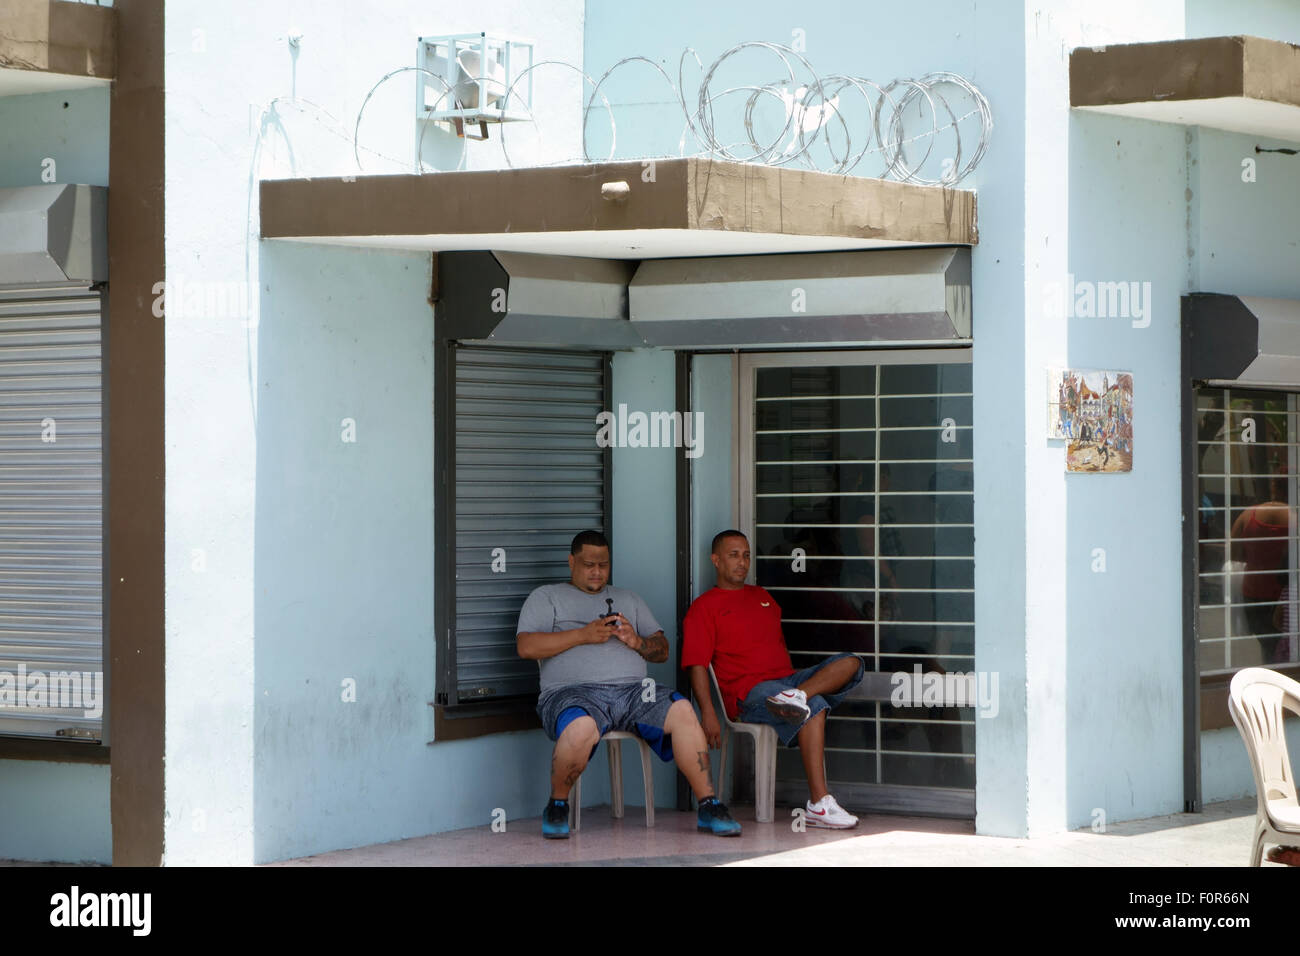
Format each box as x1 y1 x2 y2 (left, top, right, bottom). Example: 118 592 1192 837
697 798 743 836
542 799 570 839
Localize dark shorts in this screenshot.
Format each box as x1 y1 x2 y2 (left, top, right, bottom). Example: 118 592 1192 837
738 653 865 747
537 680 687 762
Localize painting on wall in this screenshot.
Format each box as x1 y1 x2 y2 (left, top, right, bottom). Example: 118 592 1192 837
1048 368 1133 473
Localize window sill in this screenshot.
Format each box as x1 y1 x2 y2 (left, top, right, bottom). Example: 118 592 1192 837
430 697 541 742
1200 663 1300 731
0 736 109 764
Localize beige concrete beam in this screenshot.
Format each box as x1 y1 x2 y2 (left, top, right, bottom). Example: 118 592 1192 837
0 0 115 79
260 158 977 254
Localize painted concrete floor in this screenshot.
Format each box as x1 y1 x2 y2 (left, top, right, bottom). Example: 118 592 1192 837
264 796 1278 867
0 797 1279 867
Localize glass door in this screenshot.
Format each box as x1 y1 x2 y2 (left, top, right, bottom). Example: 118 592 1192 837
738 350 975 817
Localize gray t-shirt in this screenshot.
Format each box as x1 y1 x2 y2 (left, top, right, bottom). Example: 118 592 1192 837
516 583 664 695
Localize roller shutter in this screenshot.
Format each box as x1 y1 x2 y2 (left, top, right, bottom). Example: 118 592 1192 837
0 286 104 742
450 345 608 702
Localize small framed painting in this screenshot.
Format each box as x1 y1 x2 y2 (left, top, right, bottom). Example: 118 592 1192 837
1048 368 1133 473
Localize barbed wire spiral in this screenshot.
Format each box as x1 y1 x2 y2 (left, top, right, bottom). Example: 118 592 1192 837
492 41 992 185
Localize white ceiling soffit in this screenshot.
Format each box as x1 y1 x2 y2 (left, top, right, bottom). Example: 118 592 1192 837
628 247 971 349
0 184 107 286
0 67 108 97
1074 97 1300 142
278 229 924 260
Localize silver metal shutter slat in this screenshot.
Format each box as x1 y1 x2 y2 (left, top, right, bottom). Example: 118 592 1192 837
0 287 102 742
453 346 605 701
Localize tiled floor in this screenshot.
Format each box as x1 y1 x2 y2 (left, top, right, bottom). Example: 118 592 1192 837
266 797 1274 867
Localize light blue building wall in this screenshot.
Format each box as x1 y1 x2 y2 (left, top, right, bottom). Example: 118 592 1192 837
1062 109 1188 826
158 0 588 865
611 348 680 809
0 87 109 189
690 354 734 595
6 0 1300 864
249 240 602 860
1186 0 1300 40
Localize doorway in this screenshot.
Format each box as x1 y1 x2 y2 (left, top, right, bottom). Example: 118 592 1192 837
736 350 975 816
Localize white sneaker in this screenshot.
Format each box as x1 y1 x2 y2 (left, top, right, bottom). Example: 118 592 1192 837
806 794 859 829
765 688 810 723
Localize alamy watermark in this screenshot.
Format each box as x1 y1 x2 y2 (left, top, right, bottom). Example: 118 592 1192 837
595 404 703 459
1041 275 1153 328
152 276 252 321
0 664 103 719
890 664 998 718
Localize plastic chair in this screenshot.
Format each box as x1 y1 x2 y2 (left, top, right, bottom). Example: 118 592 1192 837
569 730 655 831
1228 667 1300 865
704 664 778 823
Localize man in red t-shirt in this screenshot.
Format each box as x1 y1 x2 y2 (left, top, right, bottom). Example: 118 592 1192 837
682 529 864 828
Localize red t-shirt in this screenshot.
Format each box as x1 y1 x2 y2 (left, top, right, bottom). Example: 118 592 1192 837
681 585 794 720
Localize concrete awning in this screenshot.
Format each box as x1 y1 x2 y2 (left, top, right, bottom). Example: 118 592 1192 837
0 0 115 96
1071 35 1300 142
260 159 977 259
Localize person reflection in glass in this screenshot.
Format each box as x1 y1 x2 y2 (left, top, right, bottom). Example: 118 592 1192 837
849 464 897 621
1232 465 1295 662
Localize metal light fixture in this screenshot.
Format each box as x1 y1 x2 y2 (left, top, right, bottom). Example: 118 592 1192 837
416 32 535 140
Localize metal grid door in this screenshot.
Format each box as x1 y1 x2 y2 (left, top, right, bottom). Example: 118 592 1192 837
738 350 974 816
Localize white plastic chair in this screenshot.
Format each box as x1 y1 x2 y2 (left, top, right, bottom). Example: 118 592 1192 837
704 664 778 823
1228 667 1300 865
569 730 655 831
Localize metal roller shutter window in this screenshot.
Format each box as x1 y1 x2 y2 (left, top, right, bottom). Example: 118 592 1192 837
0 287 104 742
453 346 607 702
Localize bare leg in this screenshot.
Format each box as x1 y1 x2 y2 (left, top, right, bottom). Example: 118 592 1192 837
797 710 829 803
796 656 861 699
663 698 717 801
550 715 600 800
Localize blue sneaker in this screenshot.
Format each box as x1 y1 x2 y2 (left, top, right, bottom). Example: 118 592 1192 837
697 798 742 837
542 799 570 839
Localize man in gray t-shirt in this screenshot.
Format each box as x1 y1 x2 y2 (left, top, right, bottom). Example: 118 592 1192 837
518 581 662 695
516 529 741 839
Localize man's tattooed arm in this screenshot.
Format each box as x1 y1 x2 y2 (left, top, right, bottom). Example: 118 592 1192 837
636 631 669 663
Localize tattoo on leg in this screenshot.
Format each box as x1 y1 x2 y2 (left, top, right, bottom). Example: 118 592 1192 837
696 750 710 774
564 766 582 787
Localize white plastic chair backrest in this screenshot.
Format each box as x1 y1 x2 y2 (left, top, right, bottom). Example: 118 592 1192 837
1230 667 1300 807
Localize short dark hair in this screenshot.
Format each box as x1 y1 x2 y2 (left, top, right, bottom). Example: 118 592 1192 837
571 529 610 555
711 529 748 554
